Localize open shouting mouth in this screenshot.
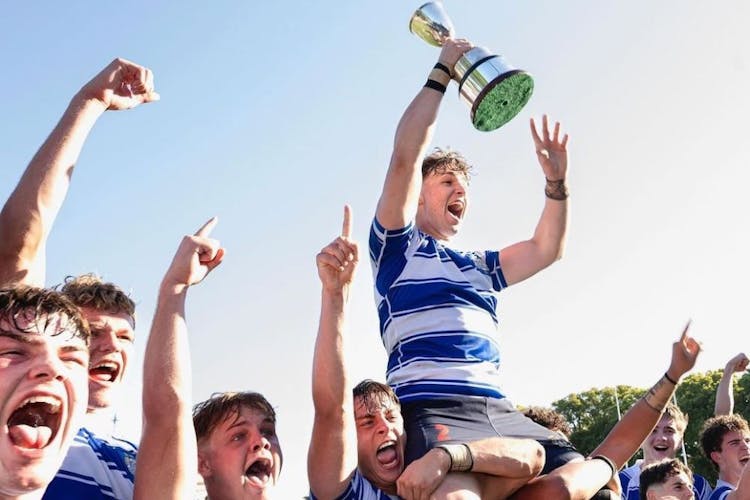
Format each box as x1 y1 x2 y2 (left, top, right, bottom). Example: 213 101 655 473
245 456 274 488
89 359 121 384
7 395 63 450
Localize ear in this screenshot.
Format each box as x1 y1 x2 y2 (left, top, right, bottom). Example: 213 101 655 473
645 490 657 500
710 450 722 468
198 451 212 478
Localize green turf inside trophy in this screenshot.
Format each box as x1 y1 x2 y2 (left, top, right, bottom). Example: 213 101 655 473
409 2 534 132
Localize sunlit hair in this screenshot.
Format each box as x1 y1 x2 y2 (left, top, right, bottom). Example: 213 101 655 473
663 402 688 435
699 414 750 470
353 379 400 414
193 391 276 442
639 458 693 500
421 147 473 182
0 285 89 342
61 274 136 327
522 406 572 437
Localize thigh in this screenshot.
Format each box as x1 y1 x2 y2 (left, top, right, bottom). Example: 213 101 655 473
484 398 583 474
401 397 500 465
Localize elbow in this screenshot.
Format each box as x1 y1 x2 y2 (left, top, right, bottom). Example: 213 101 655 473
142 385 190 424
553 243 565 262
543 238 566 266
529 442 546 477
517 441 546 478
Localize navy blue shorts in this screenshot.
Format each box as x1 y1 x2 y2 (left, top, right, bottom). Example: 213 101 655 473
401 396 583 475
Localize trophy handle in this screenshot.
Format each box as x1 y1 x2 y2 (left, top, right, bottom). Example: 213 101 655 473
409 2 455 47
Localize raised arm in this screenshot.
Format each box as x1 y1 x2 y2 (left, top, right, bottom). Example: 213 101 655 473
590 322 701 469
0 58 159 287
499 116 569 286
134 218 224 500
308 206 361 499
513 322 701 500
728 461 750 500
715 353 749 416
376 39 471 230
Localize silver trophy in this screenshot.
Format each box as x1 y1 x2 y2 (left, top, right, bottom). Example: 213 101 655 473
409 2 533 131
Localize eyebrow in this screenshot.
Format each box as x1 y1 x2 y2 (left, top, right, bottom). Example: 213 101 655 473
60 344 87 354
0 331 39 344
0 331 85 349
226 416 275 431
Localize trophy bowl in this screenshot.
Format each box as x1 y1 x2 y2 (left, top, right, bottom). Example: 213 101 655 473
410 2 534 131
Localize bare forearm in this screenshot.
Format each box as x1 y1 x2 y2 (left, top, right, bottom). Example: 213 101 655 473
392 83 445 162
4 96 105 232
500 196 568 286
142 284 192 419
0 96 106 283
530 197 568 264
378 70 450 228
312 288 349 415
309 287 355 497
591 374 677 468
469 437 544 478
715 371 735 416
732 462 750 499
136 283 195 500
134 415 196 500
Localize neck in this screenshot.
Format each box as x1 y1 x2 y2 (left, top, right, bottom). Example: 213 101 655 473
719 469 740 487
415 223 450 243
363 473 396 495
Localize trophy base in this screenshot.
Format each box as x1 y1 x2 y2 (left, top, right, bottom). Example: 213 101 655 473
470 71 534 132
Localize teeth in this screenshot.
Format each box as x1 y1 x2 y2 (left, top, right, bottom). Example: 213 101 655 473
20 396 61 412
94 362 117 370
377 441 395 451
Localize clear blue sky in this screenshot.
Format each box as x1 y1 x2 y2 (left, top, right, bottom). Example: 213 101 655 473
1 2 748 497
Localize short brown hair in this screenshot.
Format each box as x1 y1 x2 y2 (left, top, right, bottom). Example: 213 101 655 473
353 379 399 414
61 274 136 327
422 148 473 181
523 406 572 437
700 414 750 470
193 391 276 442
0 285 89 342
662 402 688 435
639 458 693 500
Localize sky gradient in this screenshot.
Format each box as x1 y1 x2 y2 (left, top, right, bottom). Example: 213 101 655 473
1 2 747 497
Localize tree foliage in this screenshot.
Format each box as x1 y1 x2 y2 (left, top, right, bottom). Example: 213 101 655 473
545 370 750 484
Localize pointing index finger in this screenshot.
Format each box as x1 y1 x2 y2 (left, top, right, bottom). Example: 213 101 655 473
195 216 218 238
342 205 352 239
681 319 692 342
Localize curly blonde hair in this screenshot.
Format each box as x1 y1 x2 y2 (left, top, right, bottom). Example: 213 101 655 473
422 147 473 181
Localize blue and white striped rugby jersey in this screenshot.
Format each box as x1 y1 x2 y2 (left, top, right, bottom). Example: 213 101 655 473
43 426 136 499
370 219 508 403
310 470 398 500
708 480 734 500
619 462 713 500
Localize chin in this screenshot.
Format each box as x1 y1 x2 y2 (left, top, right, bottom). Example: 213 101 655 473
87 396 112 412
